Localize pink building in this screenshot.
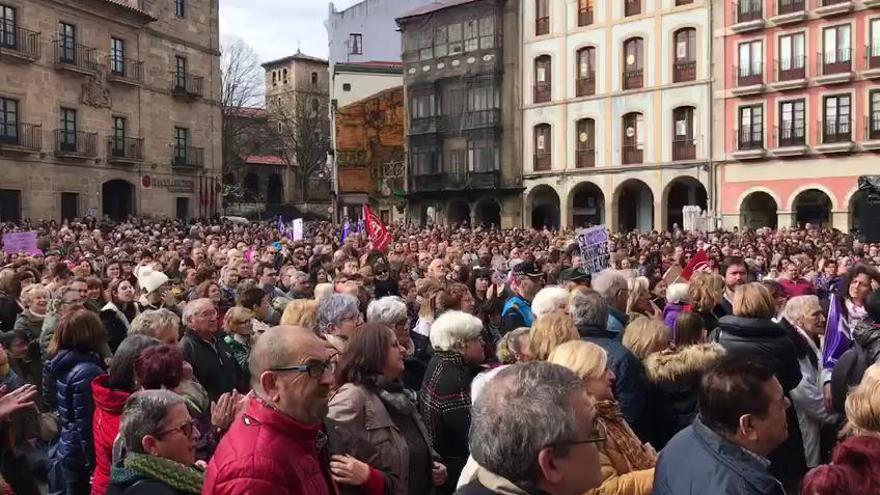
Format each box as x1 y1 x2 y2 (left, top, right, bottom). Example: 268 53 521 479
713 0 880 231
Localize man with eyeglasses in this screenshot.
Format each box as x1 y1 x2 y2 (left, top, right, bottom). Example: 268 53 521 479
205 325 338 495
455 362 603 495
178 298 242 402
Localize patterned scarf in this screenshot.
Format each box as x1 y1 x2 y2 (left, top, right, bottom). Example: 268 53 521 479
122 452 204 494
594 400 656 472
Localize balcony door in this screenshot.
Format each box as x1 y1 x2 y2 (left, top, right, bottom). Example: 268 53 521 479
673 106 695 160
112 117 126 156
60 107 76 151
0 97 17 145
174 126 188 164
673 28 696 82
576 47 596 96
575 118 595 168
871 19 880 69
0 5 16 49
534 124 551 170
779 99 805 147
823 95 850 143
111 37 125 75
870 91 880 140
822 25 851 73
739 105 763 149
622 38 644 89
535 55 552 103
58 22 75 63
622 112 643 164
778 32 805 80
737 40 763 85
175 55 187 89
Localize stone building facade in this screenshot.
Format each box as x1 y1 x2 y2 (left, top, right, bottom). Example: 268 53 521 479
0 0 221 221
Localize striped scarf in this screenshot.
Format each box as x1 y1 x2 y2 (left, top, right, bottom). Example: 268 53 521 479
121 453 204 494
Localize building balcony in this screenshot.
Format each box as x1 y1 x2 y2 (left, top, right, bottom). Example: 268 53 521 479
535 16 550 36
534 152 552 171
575 149 595 168
733 65 764 95
621 144 643 164
0 25 41 62
54 130 97 158
534 82 551 103
861 117 880 150
53 40 99 75
816 49 853 85
733 129 766 160
815 120 854 153
673 61 696 83
408 115 442 135
461 109 501 131
171 73 204 99
106 56 144 86
468 171 499 189
815 0 853 17
625 0 641 16
865 0 880 8
0 123 41 153
771 125 808 156
410 171 497 192
622 69 643 90
672 138 697 161
411 173 443 192
171 145 205 169
772 0 807 22
862 45 880 79
576 76 596 97
732 0 764 32
770 57 808 90
106 136 144 164
578 7 594 26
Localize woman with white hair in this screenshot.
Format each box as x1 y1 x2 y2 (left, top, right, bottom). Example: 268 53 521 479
531 286 570 320
662 283 690 330
317 293 363 353
13 283 49 341
419 310 484 494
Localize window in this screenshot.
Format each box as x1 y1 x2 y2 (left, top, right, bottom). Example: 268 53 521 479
622 37 644 90
575 118 595 168
449 149 466 176
349 33 362 55
534 55 552 103
448 23 463 56
467 138 499 173
578 0 593 26
174 0 185 18
272 71 276 85
410 94 436 119
870 90 880 140
467 85 499 111
778 33 805 80
110 37 125 75
311 72 318 87
822 25 851 73
342 83 351 92
174 127 188 163
174 55 187 89
738 105 763 149
536 0 550 36
282 69 288 83
737 0 762 22
0 5 16 49
823 95 850 142
112 117 126 154
737 40 763 86
576 47 596 97
625 0 641 16
412 148 439 175
59 107 77 151
479 17 495 50
870 19 880 69
0 97 17 144
622 112 643 164
778 99 805 147
673 106 695 160
463 19 479 52
534 124 552 170
58 22 75 63
673 28 696 82
434 26 448 58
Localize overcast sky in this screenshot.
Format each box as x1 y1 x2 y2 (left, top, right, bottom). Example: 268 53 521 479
219 0 360 63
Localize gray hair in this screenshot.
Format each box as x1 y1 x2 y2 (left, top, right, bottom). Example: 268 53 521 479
130 308 180 338
119 390 185 454
569 289 608 331
292 271 309 283
181 298 212 327
591 269 628 300
366 296 408 325
470 362 587 484
531 286 570 319
782 295 822 326
430 310 483 352
317 293 359 334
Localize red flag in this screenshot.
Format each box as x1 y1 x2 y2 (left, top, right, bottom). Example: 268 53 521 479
363 205 391 252
681 250 710 281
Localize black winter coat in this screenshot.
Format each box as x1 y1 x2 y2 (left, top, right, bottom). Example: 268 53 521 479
714 315 807 491
0 295 22 333
643 343 726 449
179 329 242 402
44 349 105 472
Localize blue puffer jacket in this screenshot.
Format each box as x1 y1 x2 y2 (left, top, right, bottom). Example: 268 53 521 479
45 349 105 471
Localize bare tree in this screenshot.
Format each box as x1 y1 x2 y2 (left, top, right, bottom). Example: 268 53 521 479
271 93 331 202
220 36 264 176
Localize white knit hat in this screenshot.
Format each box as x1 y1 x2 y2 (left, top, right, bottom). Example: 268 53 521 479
136 266 169 294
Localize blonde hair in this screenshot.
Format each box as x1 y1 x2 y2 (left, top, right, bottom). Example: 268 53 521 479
845 377 880 435
313 283 334 303
733 283 776 319
689 272 724 312
622 317 671 360
528 313 579 361
20 283 49 307
548 340 608 380
496 328 531 365
223 307 254 333
280 299 319 332
626 277 650 315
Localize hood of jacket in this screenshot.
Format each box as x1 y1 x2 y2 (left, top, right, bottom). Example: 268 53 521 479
643 343 726 384
47 349 103 378
718 315 784 337
91 373 131 415
853 320 880 363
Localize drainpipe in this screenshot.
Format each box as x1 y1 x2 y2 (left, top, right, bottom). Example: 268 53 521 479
707 0 717 230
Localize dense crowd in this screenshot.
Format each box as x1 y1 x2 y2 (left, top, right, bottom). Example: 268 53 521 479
0 217 878 495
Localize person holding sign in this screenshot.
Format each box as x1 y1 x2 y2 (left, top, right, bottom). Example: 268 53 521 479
500 262 545 337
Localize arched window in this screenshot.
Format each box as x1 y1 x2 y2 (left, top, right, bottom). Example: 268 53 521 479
534 124 552 170
575 47 596 96
311 72 318 86
622 37 644 89
534 55 552 103
575 118 595 168
622 112 644 164
672 106 696 160
282 68 288 83
673 28 696 82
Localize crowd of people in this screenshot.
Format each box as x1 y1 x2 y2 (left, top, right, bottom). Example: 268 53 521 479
0 216 878 495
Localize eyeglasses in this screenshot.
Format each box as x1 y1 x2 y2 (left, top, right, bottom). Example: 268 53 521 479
559 421 607 446
270 359 337 379
156 419 196 439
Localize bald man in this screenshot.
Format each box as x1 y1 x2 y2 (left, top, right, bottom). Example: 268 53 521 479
204 326 337 495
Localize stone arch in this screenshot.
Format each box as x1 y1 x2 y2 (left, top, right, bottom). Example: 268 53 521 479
740 190 778 229
102 179 135 221
527 184 561 229
614 179 654 232
267 174 283 205
447 199 471 226
569 181 605 228
662 176 707 230
787 184 838 212
474 197 501 227
793 188 833 228
849 188 868 234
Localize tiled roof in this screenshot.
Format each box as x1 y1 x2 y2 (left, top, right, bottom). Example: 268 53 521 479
101 0 157 20
398 0 482 21
262 51 329 68
244 155 289 166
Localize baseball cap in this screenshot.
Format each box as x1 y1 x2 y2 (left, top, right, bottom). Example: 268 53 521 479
511 261 544 278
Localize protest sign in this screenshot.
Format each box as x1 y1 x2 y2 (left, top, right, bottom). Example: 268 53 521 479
576 225 610 274
2 231 40 256
292 218 304 241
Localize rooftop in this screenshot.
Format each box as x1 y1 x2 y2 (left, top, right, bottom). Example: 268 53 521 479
244 155 289 167
229 107 268 119
262 50 329 68
334 61 404 75
398 0 482 21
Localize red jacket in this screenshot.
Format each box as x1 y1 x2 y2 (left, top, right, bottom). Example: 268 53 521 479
203 396 340 495
779 278 816 298
90 374 130 495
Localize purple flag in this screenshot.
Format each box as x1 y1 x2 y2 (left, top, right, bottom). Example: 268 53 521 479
822 294 851 372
